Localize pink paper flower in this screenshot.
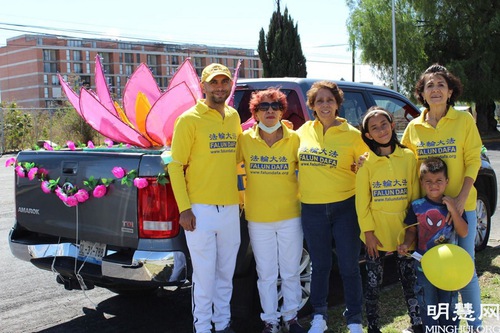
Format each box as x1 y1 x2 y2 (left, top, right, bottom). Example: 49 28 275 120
41 181 52 194
27 167 39 180
15 165 25 177
43 142 54 151
93 185 107 198
67 141 76 150
5 157 16 167
133 177 148 189
87 141 95 148
74 189 89 203
105 139 113 147
112 167 126 179
65 195 79 207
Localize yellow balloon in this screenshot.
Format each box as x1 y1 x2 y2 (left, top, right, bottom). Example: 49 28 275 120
420 244 474 291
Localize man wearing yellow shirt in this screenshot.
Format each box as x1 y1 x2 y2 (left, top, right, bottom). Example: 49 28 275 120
168 63 241 333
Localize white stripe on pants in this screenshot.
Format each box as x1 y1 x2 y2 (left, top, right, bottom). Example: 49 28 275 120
248 217 303 323
186 204 241 333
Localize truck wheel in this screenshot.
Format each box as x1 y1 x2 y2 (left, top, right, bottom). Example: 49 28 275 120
475 193 491 252
277 247 312 316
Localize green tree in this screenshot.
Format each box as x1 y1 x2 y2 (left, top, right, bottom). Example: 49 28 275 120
258 1 307 77
347 0 428 94
408 0 500 134
3 102 33 151
347 0 500 134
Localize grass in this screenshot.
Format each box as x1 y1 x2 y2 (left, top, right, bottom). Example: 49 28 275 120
302 246 500 332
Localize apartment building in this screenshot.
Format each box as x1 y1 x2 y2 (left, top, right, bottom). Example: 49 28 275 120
0 34 262 109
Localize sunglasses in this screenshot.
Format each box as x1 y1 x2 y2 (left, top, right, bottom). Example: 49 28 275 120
257 102 283 111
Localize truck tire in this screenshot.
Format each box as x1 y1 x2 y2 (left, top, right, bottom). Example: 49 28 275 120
475 192 491 252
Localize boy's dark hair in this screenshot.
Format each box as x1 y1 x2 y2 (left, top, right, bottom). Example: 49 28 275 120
419 157 448 180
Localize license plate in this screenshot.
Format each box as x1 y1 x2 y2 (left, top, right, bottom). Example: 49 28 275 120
78 240 106 264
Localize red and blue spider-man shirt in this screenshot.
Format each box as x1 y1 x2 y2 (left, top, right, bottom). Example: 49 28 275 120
404 196 464 255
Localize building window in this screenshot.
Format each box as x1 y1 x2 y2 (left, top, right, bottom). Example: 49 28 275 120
125 65 133 76
52 75 59 85
81 76 90 87
43 49 58 73
171 55 179 65
86 63 90 73
85 51 90 61
73 50 82 61
68 40 82 47
194 57 203 69
74 63 83 73
101 53 112 74
66 50 70 61
147 54 159 75
44 87 49 98
124 53 133 63
43 75 48 85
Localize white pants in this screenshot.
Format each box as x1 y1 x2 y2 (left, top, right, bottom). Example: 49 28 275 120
186 204 241 333
248 217 303 324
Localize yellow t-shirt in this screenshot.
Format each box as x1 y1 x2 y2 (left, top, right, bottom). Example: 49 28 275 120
355 146 420 251
297 118 369 204
401 107 482 211
168 100 242 212
236 123 300 222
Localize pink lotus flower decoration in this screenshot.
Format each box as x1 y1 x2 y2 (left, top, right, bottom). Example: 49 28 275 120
59 56 241 147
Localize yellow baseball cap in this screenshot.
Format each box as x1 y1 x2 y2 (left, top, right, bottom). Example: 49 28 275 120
201 63 232 83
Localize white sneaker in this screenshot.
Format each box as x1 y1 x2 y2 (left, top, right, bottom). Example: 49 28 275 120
308 314 327 333
347 323 363 333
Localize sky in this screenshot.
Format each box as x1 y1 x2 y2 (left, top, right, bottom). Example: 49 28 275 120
0 0 381 84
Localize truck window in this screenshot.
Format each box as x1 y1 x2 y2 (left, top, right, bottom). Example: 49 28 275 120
339 92 368 127
282 90 305 129
234 89 306 129
372 93 417 136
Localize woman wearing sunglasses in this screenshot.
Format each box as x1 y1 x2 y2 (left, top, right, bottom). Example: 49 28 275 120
237 88 305 333
296 81 368 333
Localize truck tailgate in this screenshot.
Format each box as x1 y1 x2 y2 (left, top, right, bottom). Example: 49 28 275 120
15 150 145 248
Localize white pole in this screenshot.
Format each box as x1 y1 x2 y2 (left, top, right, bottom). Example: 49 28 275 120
392 0 398 92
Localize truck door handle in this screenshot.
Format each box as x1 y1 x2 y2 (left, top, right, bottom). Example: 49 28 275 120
62 162 78 175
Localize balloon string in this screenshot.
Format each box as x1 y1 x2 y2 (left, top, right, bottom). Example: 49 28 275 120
397 223 419 258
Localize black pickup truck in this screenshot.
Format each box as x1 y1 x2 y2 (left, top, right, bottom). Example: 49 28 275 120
8 78 497 318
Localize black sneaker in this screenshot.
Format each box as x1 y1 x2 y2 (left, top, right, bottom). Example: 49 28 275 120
215 325 236 333
402 324 423 333
368 326 382 333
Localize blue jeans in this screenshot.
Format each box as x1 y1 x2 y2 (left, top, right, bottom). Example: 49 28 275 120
415 262 458 329
301 197 363 325
458 210 482 328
